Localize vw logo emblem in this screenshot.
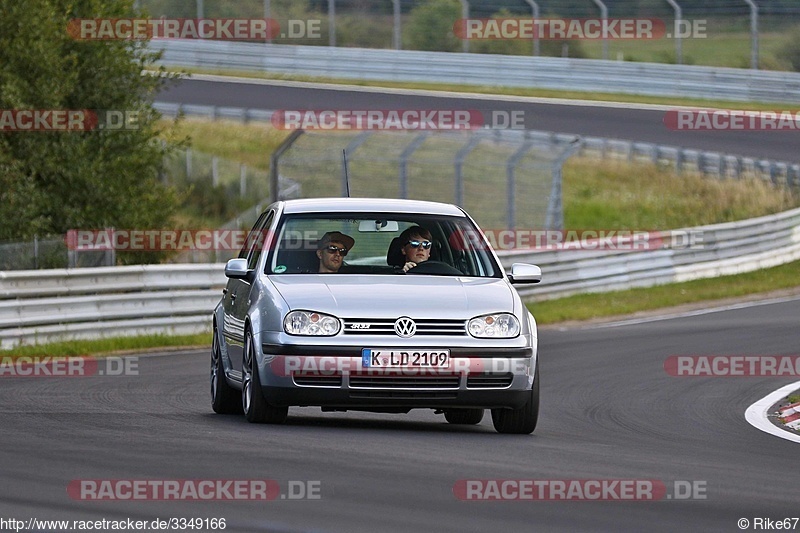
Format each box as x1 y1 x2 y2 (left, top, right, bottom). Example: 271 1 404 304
394 317 416 338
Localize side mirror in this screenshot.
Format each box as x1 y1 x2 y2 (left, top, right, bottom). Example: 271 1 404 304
224 258 250 279
508 263 542 284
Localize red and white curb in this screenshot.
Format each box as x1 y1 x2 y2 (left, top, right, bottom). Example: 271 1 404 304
779 402 800 430
745 380 800 444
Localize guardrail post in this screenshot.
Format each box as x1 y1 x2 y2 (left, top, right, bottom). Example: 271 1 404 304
212 156 219 187
665 0 682 64
106 227 116 267
454 135 481 207
328 0 336 47
33 235 39 270
546 138 582 231
506 140 535 230
391 0 401 50
270 129 304 203
591 0 609 60
459 0 469 53
196 0 203 21
675 148 684 173
264 0 271 44
399 133 430 199
744 0 759 69
524 0 540 56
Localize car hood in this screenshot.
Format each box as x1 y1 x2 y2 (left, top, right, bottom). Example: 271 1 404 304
269 275 515 318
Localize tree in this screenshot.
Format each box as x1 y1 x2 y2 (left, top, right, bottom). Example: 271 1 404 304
0 0 180 242
405 0 462 53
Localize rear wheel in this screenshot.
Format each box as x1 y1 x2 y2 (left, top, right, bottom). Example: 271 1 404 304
491 365 539 434
443 408 484 425
211 328 242 414
242 329 288 424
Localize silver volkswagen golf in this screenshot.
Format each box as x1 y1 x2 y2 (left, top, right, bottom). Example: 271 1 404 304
211 198 543 434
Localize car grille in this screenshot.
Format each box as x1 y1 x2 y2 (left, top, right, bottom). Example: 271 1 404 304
349 391 458 400
342 318 466 336
293 374 343 387
349 375 460 389
466 373 514 389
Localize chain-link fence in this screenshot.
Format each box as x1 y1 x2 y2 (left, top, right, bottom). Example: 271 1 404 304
162 147 271 201
274 129 579 232
0 237 112 270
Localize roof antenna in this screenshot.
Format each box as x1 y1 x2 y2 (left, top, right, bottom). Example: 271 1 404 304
342 149 351 198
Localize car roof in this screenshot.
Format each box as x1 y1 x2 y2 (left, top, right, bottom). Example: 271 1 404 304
280 197 466 217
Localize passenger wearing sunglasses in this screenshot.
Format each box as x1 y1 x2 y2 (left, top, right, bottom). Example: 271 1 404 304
316 231 355 273
399 226 433 273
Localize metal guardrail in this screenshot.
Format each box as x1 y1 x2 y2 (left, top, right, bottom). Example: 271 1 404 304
503 206 800 299
2 207 800 349
152 40 800 103
0 265 223 349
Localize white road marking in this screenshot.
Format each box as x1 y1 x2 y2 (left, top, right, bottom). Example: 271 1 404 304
745 380 800 444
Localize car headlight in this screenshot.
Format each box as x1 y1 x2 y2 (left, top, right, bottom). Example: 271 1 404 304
468 313 520 338
284 310 341 336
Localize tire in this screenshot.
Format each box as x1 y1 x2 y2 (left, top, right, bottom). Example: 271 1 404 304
443 408 484 425
211 328 242 414
491 364 539 434
242 329 288 424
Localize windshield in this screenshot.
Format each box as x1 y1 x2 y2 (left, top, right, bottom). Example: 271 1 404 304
266 213 502 278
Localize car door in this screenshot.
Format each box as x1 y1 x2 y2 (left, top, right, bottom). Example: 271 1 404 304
222 210 273 373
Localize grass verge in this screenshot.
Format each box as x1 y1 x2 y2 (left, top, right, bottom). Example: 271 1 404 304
529 258 800 325
0 333 211 357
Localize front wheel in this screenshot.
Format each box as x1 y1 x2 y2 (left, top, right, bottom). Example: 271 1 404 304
242 329 288 424
491 365 539 434
211 328 242 414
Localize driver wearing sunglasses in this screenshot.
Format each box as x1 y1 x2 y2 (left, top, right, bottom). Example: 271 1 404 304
316 231 355 273
399 225 433 273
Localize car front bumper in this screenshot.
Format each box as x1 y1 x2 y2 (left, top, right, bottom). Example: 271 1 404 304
257 343 536 410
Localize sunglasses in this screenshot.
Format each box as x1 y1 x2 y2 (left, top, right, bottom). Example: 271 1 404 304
323 245 348 256
406 240 432 250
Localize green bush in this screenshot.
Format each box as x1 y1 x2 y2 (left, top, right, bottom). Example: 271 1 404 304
778 28 800 72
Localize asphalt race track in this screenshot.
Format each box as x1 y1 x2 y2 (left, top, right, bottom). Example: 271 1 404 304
1 78 797 532
1 299 799 532
158 77 800 163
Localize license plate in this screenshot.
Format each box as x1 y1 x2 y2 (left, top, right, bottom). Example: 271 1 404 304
361 349 450 368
